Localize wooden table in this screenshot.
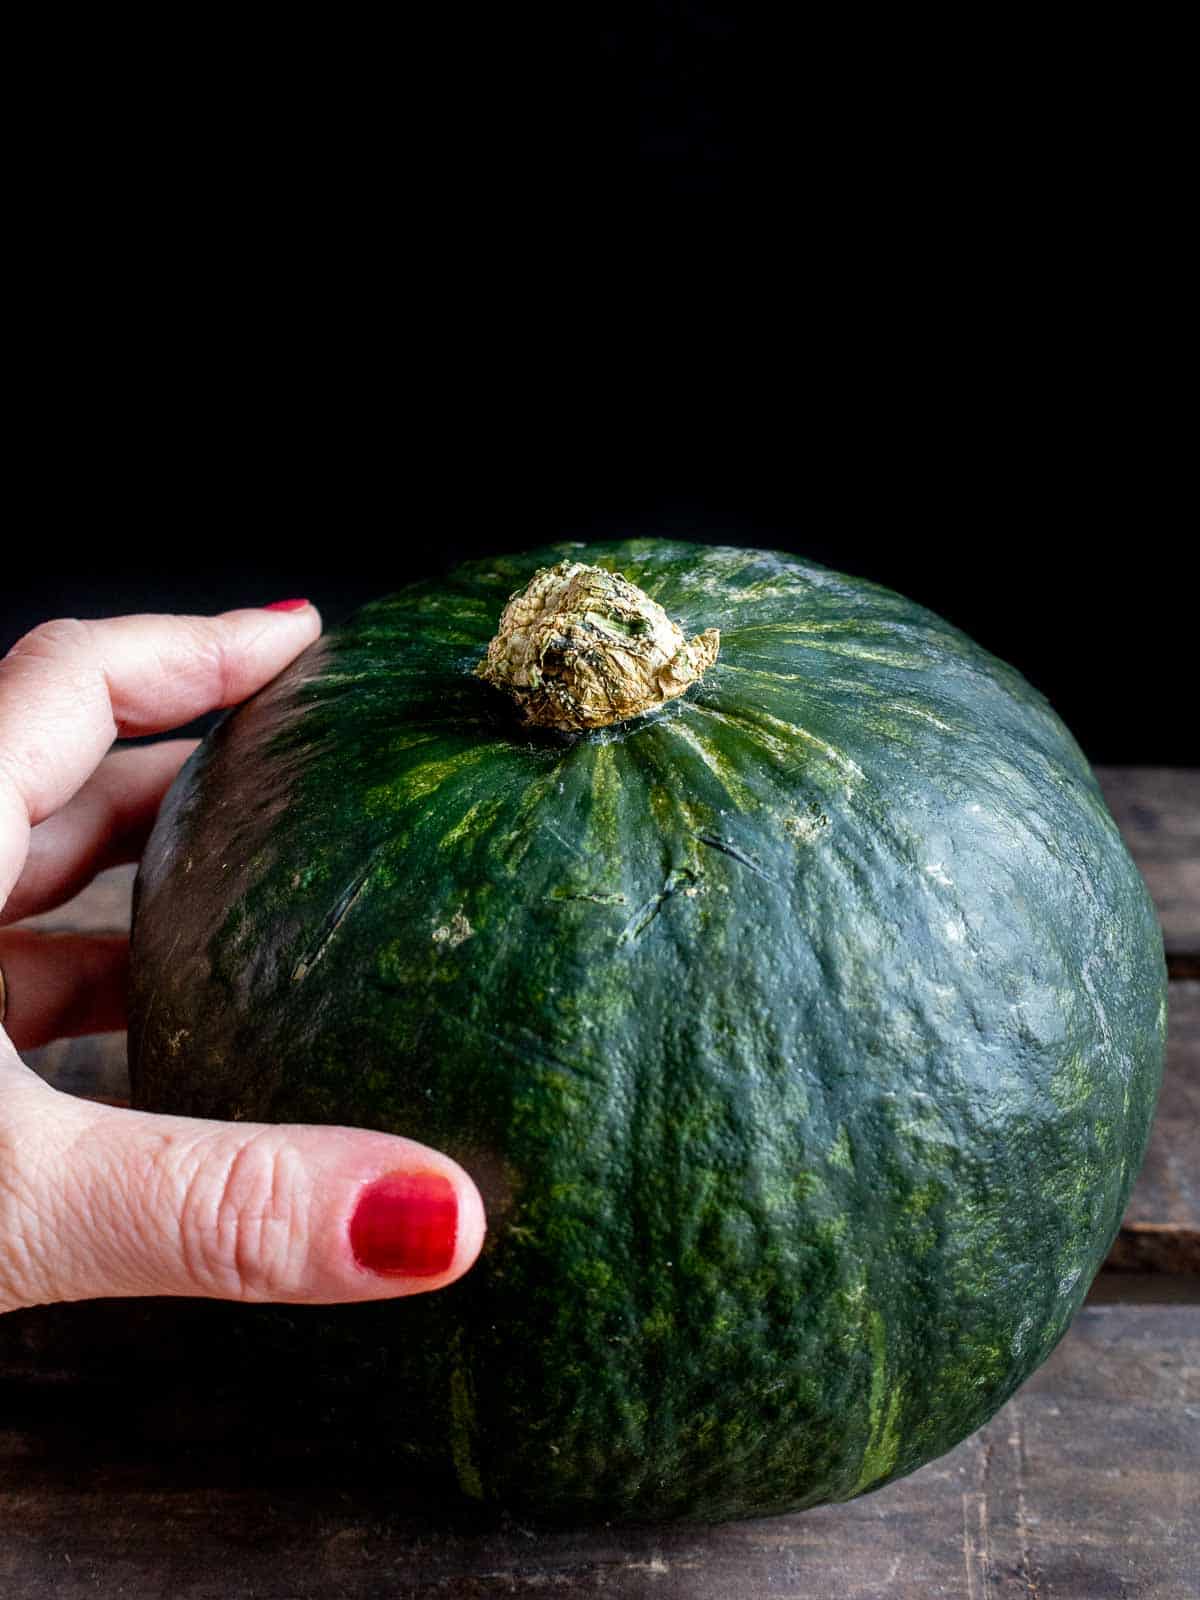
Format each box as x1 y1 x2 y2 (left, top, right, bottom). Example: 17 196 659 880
3 769 1197 1598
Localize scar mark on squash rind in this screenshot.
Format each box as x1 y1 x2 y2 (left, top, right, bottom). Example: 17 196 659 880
618 867 698 944
693 832 781 885
442 1011 605 1087
548 888 628 905
433 909 474 948
291 854 380 981
782 804 830 844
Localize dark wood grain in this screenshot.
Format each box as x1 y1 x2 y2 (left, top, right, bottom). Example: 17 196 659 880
1112 981 1200 1273
1096 768 1200 963
0 1304 1194 1598
18 862 135 935
21 1030 128 1102
19 865 132 1102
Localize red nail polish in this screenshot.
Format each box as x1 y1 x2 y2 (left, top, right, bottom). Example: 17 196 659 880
350 1171 458 1277
263 598 310 612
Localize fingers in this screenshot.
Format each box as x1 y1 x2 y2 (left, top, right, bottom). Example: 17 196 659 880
0 605 321 908
0 930 129 1049
1 742 196 927
0 1067 487 1313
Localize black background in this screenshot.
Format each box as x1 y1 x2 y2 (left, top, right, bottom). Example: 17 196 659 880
4 9 1192 764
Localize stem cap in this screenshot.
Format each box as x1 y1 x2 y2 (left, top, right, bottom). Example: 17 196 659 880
475 561 719 732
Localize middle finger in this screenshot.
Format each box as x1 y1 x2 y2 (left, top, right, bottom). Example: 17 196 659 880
1 741 196 926
0 929 129 1050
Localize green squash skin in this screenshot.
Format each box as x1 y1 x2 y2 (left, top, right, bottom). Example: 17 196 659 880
129 540 1166 1522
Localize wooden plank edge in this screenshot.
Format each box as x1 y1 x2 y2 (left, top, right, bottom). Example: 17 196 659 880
1106 1221 1200 1274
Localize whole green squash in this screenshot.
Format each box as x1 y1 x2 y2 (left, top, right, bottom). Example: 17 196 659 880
129 540 1166 1522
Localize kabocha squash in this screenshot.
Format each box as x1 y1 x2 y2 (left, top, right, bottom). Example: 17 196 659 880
129 541 1166 1522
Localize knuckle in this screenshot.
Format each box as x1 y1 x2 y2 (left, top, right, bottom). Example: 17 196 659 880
6 616 92 666
177 1132 308 1302
166 618 242 710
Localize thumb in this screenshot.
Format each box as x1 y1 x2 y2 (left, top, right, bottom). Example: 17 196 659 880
0 1067 486 1312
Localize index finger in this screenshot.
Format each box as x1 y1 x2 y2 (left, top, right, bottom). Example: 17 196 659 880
0 605 321 909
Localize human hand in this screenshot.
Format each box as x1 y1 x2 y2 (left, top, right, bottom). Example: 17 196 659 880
0 605 485 1313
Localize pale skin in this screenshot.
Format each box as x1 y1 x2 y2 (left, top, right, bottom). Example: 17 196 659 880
0 605 486 1314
